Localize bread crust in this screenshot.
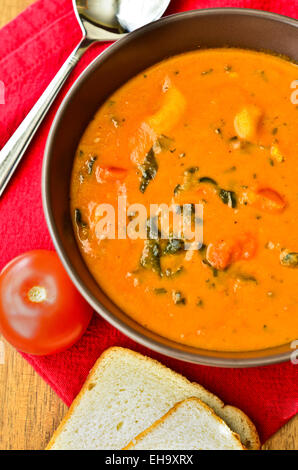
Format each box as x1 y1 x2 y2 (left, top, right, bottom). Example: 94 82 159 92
123 397 245 450
46 347 115 450
46 347 260 450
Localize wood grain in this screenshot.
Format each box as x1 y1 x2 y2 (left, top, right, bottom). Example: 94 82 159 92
0 0 297 451
0 336 67 450
0 0 35 28
263 415 298 451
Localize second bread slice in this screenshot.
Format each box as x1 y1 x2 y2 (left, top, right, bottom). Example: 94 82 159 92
124 397 245 450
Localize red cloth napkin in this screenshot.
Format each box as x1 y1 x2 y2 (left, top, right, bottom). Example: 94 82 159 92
0 0 297 445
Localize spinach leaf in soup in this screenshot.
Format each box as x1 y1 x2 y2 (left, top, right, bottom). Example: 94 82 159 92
162 238 184 255
75 208 87 227
140 239 161 275
218 189 237 208
198 176 218 186
139 148 158 193
74 208 89 240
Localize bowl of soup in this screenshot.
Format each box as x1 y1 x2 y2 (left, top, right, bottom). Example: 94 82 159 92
43 8 298 366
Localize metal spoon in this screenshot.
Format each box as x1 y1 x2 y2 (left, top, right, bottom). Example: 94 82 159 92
0 0 170 197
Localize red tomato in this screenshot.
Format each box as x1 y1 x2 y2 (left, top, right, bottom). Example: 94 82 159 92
206 240 233 270
96 166 127 182
236 233 258 260
206 233 258 270
0 250 93 355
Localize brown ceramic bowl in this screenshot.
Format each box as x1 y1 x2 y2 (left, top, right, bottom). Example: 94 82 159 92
42 8 298 367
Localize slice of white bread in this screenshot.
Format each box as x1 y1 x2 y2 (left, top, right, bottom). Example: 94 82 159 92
124 398 245 450
46 347 260 450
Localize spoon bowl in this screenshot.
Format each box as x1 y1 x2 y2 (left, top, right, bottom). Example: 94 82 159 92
75 0 171 34
75 0 171 41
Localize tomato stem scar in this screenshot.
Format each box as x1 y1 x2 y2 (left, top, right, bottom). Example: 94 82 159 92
27 286 47 303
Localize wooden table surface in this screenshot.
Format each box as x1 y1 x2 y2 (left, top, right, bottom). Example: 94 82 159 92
0 0 297 451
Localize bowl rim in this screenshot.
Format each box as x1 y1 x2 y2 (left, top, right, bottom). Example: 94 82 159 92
42 7 298 367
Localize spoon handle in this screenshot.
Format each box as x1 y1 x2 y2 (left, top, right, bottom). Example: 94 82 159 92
0 39 90 197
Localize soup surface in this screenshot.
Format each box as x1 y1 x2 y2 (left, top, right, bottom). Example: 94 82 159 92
70 48 298 351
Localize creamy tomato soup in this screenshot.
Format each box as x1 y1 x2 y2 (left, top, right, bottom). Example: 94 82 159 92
70 48 298 351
